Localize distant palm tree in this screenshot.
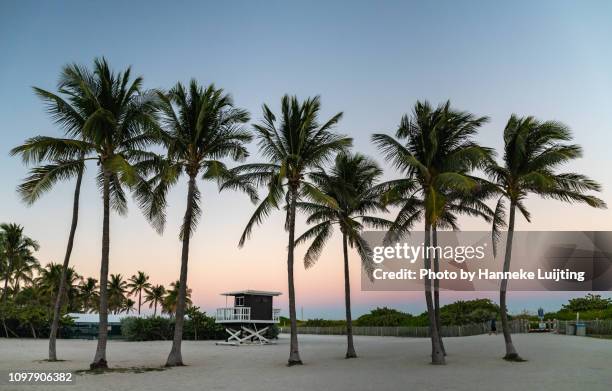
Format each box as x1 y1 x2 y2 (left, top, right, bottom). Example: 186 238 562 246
373 101 490 364
122 298 136 314
0 223 40 337
144 284 166 316
36 263 81 311
486 115 606 361
79 277 99 313
139 80 251 367
127 271 151 315
107 274 128 315
162 281 192 316
223 95 351 365
10 253 39 293
10 68 91 360
295 152 390 358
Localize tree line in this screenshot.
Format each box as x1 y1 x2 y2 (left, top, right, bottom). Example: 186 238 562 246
5 57 605 368
0 234 191 338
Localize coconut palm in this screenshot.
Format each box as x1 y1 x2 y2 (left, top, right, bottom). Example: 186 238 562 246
10 69 92 360
36 263 81 311
127 271 151 315
144 284 166 316
223 95 351 365
79 277 99 313
162 281 192 316
294 152 390 358
10 253 39 293
486 115 606 361
107 274 128 315
382 185 497 355
138 80 251 367
372 101 490 364
0 223 40 337
122 298 136 314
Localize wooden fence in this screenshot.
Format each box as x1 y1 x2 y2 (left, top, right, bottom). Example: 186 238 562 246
557 320 612 336
280 319 528 338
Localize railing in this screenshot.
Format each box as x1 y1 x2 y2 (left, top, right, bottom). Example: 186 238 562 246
280 319 529 338
216 307 251 322
216 307 282 323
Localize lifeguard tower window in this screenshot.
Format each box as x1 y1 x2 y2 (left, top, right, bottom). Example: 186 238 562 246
235 296 244 306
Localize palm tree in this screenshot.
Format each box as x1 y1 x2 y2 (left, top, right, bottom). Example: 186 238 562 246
122 298 136 314
162 281 192 316
107 274 128 315
294 152 390 358
144 284 166 316
10 69 91 360
36 263 81 312
486 115 605 361
10 253 39 293
12 58 158 368
127 271 151 315
223 95 351 365
372 101 490 364
139 80 251 367
0 223 40 337
79 277 99 313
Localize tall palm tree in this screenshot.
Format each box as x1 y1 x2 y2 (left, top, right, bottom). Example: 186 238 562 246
295 152 390 358
0 223 40 337
139 80 251 367
107 274 128 315
162 281 192 316
223 95 351 365
79 277 99 313
10 69 91 360
372 101 490 364
486 115 605 361
144 284 166 316
29 58 156 368
127 271 151 315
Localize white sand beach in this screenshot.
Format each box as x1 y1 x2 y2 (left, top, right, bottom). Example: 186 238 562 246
0 333 610 391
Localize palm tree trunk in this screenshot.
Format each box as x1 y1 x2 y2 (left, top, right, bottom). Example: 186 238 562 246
286 184 302 366
166 173 196 367
342 233 357 358
500 201 523 361
424 222 445 364
432 226 446 356
91 169 111 369
138 290 141 315
154 300 158 317
49 166 83 361
2 259 13 338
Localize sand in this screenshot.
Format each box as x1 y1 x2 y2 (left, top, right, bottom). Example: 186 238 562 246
0 333 610 391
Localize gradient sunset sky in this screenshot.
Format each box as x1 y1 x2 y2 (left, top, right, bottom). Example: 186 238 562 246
1 0 612 318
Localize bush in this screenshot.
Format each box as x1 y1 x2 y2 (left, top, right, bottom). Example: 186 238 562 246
121 311 226 341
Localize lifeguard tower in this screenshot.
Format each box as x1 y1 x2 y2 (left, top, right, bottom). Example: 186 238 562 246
215 290 281 345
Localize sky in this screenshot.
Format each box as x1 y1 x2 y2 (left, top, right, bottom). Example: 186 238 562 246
1 0 612 319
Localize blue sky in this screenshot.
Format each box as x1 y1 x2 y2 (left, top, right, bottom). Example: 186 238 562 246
1 1 612 318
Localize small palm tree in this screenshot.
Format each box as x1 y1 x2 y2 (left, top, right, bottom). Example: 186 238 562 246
0 223 40 338
223 95 351 365
127 271 151 315
144 284 166 316
10 253 39 293
486 115 606 361
162 281 192 316
36 263 81 311
295 152 390 358
122 298 136 314
139 80 251 367
79 277 99 313
373 101 490 364
107 274 128 315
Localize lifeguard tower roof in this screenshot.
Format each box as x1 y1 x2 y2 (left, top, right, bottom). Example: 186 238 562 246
220 290 282 296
